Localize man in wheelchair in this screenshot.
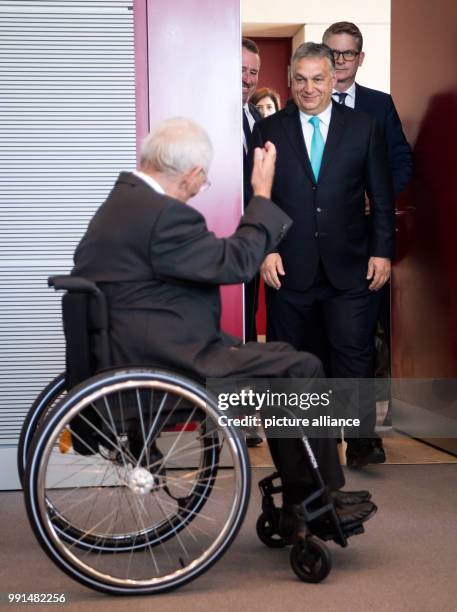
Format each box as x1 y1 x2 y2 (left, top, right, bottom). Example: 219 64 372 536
71 117 376 548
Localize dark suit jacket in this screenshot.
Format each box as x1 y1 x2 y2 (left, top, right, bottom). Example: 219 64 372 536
252 100 395 291
243 103 262 204
72 172 291 377
354 83 412 196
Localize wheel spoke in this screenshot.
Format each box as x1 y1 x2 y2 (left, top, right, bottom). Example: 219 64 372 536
30 373 249 593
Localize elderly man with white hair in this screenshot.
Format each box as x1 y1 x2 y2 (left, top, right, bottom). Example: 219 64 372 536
72 117 376 540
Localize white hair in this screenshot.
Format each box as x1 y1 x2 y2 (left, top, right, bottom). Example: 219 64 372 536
140 117 213 176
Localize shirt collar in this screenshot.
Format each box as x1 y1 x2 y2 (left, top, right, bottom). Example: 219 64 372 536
133 170 166 195
299 101 332 127
244 102 254 117
332 81 356 100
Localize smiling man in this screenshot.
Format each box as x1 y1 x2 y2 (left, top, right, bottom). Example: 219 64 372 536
253 43 395 465
241 37 263 349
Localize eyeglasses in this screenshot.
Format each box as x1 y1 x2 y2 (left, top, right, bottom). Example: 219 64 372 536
331 49 360 62
199 171 211 193
199 180 211 193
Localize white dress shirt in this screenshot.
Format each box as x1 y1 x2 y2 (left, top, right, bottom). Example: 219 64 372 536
332 82 356 108
299 102 333 159
243 103 256 152
133 170 166 195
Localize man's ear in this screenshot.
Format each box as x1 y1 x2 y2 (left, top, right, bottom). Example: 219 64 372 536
189 166 203 180
358 51 365 67
179 166 199 187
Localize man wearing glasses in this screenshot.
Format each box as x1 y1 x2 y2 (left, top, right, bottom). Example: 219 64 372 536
322 21 412 197
323 22 412 467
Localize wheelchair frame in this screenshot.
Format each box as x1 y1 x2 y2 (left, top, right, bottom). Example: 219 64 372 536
19 275 354 594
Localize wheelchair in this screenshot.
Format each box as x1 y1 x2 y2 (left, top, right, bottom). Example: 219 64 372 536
19 276 353 595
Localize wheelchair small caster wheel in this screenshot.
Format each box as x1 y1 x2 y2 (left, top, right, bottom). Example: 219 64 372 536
290 538 331 583
256 511 286 548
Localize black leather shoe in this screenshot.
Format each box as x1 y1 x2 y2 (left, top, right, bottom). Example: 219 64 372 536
334 501 377 530
331 489 372 508
246 435 263 448
280 500 377 543
346 438 386 467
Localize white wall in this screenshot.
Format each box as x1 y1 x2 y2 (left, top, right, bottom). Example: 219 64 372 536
242 0 391 93
242 0 389 23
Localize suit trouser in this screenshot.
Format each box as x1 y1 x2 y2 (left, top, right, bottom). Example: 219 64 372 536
244 274 259 342
226 341 345 504
266 263 381 437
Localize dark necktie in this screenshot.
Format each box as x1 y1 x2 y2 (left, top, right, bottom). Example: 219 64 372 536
335 92 348 105
243 109 251 140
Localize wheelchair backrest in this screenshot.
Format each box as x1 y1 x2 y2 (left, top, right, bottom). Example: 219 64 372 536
49 276 112 390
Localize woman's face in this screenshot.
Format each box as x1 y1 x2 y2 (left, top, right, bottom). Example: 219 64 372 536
255 96 276 118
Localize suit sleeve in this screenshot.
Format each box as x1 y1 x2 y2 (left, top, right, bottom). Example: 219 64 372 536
149 197 292 285
385 95 413 196
251 123 265 150
365 119 396 259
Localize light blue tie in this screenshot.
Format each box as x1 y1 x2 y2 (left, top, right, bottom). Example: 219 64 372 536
308 116 324 181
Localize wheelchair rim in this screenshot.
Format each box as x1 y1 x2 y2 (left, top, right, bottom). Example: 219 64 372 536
26 370 249 594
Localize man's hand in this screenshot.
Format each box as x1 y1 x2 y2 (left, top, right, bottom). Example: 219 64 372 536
261 252 285 289
251 141 276 199
367 257 391 291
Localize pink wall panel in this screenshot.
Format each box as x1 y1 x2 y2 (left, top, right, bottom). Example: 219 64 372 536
135 0 243 338
133 0 150 159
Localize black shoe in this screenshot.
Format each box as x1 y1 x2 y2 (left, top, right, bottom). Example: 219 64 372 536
331 489 372 508
346 438 386 467
279 500 377 543
333 501 377 531
246 435 263 448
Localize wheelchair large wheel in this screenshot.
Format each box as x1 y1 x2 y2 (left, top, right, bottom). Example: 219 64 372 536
18 372 66 485
24 368 250 595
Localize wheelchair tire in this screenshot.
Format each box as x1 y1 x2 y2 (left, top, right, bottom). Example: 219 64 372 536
290 538 332 583
17 372 66 485
256 511 286 548
24 368 250 595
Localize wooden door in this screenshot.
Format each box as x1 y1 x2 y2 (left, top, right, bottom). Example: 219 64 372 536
391 0 457 453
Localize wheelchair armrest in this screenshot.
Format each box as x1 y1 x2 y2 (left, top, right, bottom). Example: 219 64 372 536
48 275 102 295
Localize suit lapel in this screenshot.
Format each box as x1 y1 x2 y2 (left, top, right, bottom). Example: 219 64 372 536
354 83 368 112
249 102 262 123
318 101 346 182
280 102 315 184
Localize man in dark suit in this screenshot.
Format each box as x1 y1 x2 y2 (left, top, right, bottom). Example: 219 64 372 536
242 37 263 345
254 43 395 466
322 22 412 197
72 117 376 535
241 38 264 447
322 22 413 465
